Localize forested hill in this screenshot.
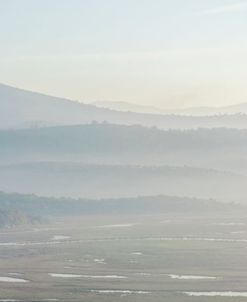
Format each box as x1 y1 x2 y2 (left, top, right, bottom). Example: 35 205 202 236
0 209 41 228
1 124 247 173
0 191 240 226
1 124 247 156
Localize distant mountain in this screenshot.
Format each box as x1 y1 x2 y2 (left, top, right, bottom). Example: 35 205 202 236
93 100 162 114
165 103 247 116
94 100 247 116
1 83 247 129
0 82 116 129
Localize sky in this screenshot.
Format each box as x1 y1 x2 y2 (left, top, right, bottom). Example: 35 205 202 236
0 0 246 109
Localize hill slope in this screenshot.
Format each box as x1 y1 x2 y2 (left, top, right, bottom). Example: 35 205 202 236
1 83 247 129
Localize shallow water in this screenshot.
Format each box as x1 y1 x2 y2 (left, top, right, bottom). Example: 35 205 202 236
0 277 28 283
49 273 127 279
184 292 247 297
131 252 143 255
97 224 134 228
169 274 217 280
51 235 70 240
49 273 82 278
90 290 150 294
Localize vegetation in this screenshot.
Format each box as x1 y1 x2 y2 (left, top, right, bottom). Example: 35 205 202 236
0 191 241 228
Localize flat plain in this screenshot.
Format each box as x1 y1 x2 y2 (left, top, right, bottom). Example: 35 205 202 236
0 211 247 302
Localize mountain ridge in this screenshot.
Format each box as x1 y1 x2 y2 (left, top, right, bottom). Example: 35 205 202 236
1 82 247 129
93 99 247 116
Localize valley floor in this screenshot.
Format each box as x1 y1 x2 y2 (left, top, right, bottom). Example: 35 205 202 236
0 213 247 301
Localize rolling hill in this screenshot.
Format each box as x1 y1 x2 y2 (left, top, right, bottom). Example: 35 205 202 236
1 124 247 203
1 124 247 173
0 162 245 202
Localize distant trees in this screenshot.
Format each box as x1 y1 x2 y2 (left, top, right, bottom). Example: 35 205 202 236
0 191 239 229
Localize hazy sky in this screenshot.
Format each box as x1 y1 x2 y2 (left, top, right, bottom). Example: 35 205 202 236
0 0 246 109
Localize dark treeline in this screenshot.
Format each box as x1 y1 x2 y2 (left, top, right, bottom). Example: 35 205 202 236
1 124 247 175
1 124 247 155
0 191 240 227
